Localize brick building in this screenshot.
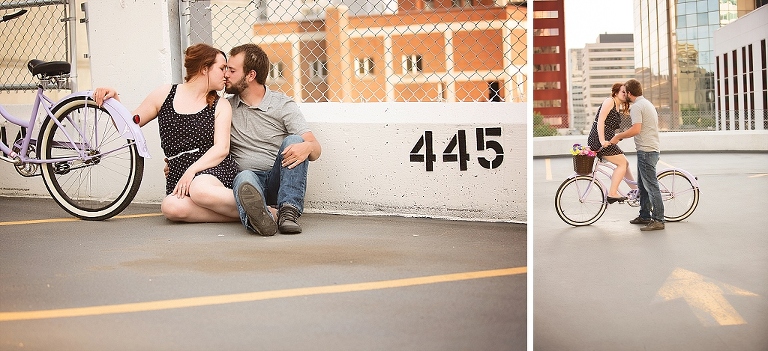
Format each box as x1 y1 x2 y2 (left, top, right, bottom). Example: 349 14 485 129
532 0 568 127
248 1 527 103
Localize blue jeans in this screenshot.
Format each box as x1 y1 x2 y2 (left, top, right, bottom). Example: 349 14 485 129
232 135 308 232
636 150 664 222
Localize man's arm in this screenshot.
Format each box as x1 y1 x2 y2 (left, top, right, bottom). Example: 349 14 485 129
610 123 641 145
281 131 321 169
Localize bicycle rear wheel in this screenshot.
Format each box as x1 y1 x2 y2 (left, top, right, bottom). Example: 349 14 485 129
554 175 607 226
38 97 144 220
657 170 699 222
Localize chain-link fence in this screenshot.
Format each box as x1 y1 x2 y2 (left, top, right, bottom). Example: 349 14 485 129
181 0 527 103
535 109 768 136
0 0 69 92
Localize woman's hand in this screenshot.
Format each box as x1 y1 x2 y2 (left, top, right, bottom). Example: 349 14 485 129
172 170 195 199
93 87 119 107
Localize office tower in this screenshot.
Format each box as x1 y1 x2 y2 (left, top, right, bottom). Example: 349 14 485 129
633 0 757 129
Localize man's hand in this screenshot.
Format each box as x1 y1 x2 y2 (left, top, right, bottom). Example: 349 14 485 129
281 142 312 169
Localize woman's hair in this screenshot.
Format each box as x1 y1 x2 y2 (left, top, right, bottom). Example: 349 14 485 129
183 43 226 108
229 43 270 86
611 82 629 115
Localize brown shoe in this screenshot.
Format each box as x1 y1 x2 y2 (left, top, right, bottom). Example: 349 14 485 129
640 220 665 231
630 216 652 225
278 204 302 234
237 183 277 236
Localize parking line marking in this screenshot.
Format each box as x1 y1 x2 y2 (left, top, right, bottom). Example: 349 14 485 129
0 267 526 322
0 213 164 226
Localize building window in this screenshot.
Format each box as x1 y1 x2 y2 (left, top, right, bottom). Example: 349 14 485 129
402 54 423 74
533 99 562 108
488 81 503 102
269 62 284 80
355 57 375 76
534 82 561 90
533 11 558 19
311 60 327 78
533 64 560 72
534 46 560 54
533 28 559 37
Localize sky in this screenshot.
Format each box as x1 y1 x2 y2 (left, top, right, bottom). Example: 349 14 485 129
563 0 635 50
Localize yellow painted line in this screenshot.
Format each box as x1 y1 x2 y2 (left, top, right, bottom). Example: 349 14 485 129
0 267 526 322
0 213 163 226
545 158 552 181
748 174 768 178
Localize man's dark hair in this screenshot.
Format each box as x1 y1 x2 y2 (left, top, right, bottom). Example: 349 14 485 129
625 79 643 97
230 44 270 86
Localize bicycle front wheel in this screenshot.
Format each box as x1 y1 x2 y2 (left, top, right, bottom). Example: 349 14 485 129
657 170 699 222
554 175 607 226
38 97 144 220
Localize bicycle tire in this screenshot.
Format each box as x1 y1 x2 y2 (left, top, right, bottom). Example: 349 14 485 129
38 97 144 220
555 175 607 226
657 169 699 222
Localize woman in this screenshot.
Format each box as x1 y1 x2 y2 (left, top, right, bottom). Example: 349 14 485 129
587 82 637 203
94 43 239 222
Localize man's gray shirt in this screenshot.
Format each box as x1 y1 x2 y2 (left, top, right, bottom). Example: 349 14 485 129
227 88 311 172
630 96 660 153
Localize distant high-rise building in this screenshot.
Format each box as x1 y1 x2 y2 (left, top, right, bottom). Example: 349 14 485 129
568 35 635 135
532 0 569 128
568 48 587 133
633 0 757 129
714 2 768 131
582 34 635 120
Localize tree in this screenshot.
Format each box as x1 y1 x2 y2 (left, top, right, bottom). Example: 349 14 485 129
533 112 558 137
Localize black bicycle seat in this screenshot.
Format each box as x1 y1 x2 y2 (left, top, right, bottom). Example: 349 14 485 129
27 59 71 77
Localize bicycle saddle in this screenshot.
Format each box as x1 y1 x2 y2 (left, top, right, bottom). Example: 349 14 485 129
27 59 71 76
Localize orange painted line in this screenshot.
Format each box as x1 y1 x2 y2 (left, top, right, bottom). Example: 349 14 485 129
0 267 526 322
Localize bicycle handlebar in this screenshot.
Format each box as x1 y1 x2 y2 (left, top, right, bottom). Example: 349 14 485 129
1 9 27 23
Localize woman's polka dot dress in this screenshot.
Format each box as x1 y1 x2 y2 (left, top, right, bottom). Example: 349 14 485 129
587 104 624 157
158 84 238 195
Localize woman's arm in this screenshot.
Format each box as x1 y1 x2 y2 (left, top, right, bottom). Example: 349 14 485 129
172 98 232 197
597 97 614 147
93 85 168 127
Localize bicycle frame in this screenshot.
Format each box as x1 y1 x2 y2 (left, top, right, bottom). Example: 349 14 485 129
566 158 700 200
0 88 150 163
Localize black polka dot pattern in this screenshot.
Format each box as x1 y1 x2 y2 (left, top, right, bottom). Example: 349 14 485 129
158 85 238 195
587 104 624 157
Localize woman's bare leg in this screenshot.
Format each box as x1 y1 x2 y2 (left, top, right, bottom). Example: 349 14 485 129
161 175 238 222
603 154 629 197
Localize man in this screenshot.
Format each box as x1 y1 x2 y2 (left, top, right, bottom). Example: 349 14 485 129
225 43 322 236
610 79 664 231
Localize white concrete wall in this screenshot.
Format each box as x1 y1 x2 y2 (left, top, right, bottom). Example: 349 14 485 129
302 103 526 222
0 102 526 222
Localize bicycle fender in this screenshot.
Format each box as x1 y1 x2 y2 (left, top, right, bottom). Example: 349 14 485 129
57 91 151 158
658 168 699 188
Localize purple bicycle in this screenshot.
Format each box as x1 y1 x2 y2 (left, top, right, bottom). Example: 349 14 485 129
1 10 150 220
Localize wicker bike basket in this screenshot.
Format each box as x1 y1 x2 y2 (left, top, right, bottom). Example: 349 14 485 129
573 154 596 175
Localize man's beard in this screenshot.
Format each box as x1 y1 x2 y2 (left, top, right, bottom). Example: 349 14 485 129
225 76 247 95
